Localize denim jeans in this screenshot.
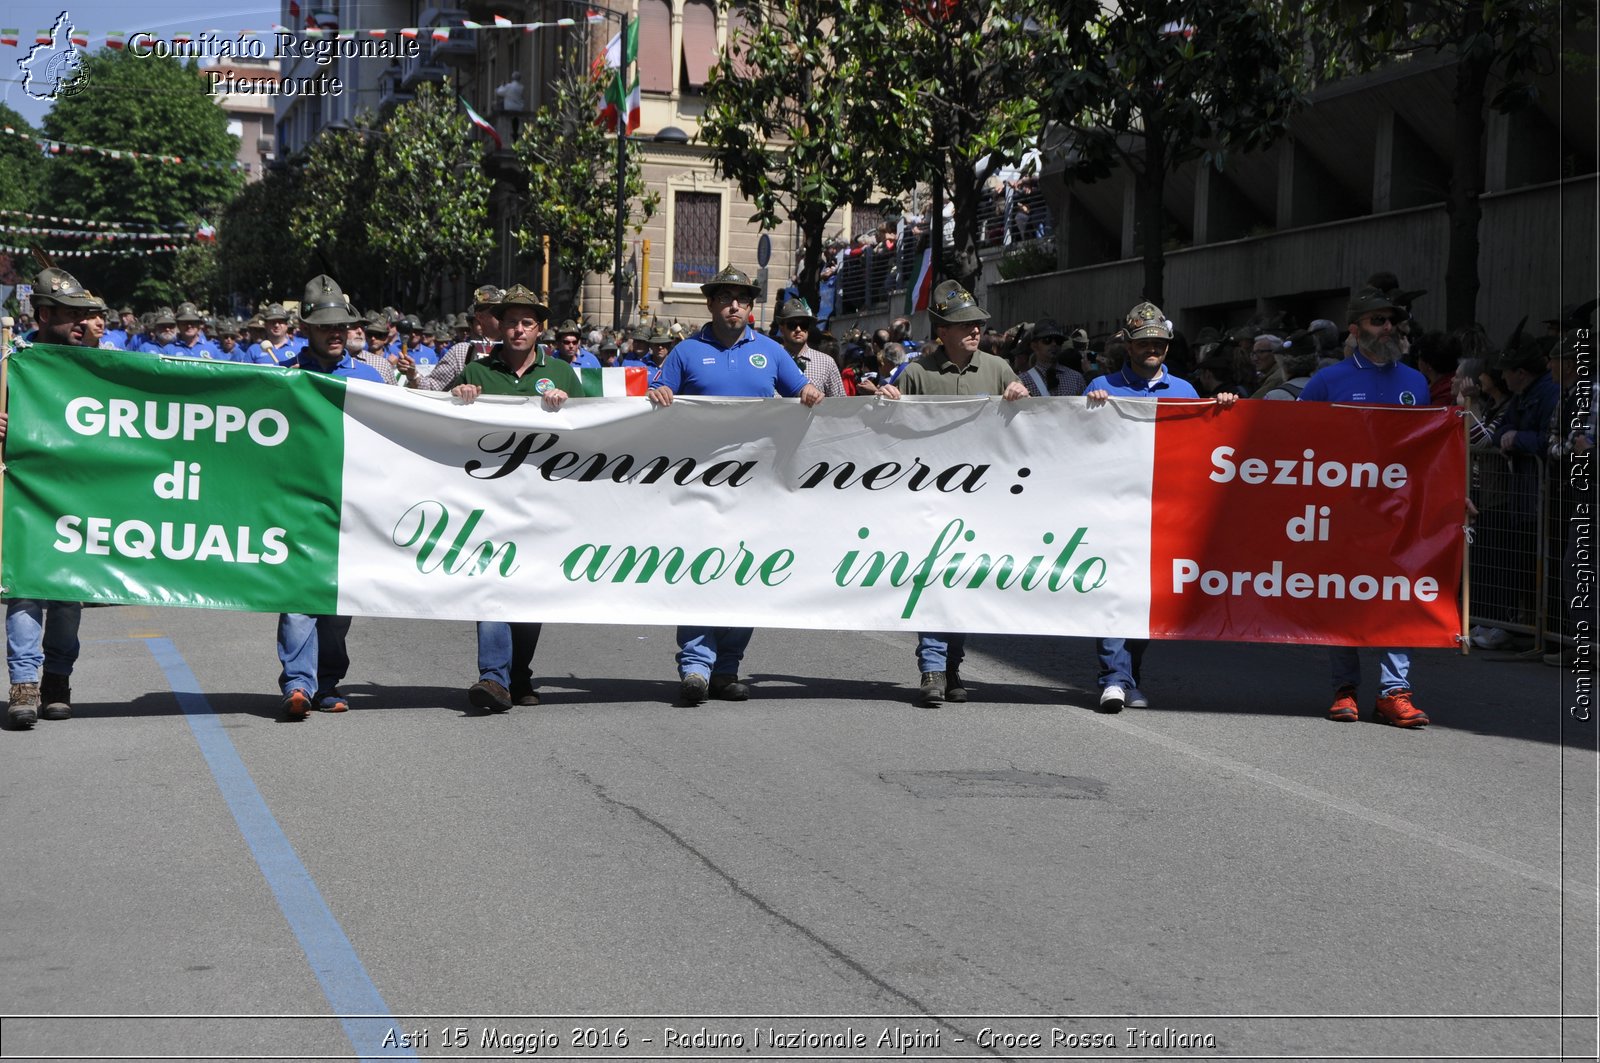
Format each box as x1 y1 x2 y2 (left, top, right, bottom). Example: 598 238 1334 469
477 621 543 689
1096 637 1147 690
276 613 352 697
6 600 82 683
676 626 753 679
1328 647 1410 696
916 632 966 673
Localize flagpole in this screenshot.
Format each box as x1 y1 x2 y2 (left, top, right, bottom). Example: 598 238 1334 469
611 9 631 332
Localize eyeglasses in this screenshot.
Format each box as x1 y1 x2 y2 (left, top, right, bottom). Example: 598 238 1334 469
710 291 752 307
787 321 811 329
1364 314 1395 327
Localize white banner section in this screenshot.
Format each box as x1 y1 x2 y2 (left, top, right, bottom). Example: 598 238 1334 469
337 388 1156 636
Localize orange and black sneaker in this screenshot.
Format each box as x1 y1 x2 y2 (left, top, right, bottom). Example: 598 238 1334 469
315 691 349 713
281 689 312 720
1327 685 1359 722
1375 690 1428 728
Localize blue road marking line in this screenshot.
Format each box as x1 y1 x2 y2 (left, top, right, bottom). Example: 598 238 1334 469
144 637 416 1061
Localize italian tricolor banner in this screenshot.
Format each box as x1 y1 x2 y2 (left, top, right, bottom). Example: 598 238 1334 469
1 346 1466 644
579 366 649 396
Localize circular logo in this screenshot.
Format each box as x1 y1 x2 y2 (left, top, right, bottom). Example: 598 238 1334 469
749 353 768 369
1398 390 1417 406
535 377 554 393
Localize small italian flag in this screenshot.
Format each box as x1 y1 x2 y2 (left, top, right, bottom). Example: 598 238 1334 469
904 246 934 315
69 28 89 47
104 30 124 49
579 367 649 397
494 15 514 27
0 30 19 47
458 94 502 149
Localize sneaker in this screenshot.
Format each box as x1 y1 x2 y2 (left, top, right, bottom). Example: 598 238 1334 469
39 671 72 721
1471 626 1513 650
314 691 349 713
679 673 709 705
918 670 946 707
281 689 312 720
509 684 541 706
709 674 749 701
1468 624 1487 640
1327 685 1359 722
945 668 968 703
1126 687 1149 709
1374 690 1428 728
468 679 513 713
8 682 39 729
1097 685 1125 714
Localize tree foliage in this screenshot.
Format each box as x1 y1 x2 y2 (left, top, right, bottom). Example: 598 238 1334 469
514 69 657 322
700 1 881 306
220 169 311 305
0 104 44 213
1047 0 1305 305
40 48 243 305
289 120 384 299
1309 0 1573 327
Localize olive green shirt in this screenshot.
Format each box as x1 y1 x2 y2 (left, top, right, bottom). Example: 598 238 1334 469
450 344 581 397
897 344 1019 396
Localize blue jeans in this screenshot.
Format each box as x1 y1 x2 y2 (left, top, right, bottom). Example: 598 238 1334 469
276 613 352 698
1096 637 1147 689
477 621 542 689
677 626 752 679
1329 648 1410 696
916 632 966 673
6 600 82 683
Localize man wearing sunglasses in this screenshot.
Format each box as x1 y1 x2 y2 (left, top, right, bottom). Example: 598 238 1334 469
647 265 823 706
1298 285 1432 728
774 296 845 397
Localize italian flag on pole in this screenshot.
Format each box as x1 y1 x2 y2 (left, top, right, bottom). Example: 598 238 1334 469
597 17 640 133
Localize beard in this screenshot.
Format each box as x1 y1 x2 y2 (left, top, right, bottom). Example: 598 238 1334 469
1366 331 1403 362
346 336 367 353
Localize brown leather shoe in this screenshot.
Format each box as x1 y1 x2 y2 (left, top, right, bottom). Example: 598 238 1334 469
468 679 513 713
8 682 39 729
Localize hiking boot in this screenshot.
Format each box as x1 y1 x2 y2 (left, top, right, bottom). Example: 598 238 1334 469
679 673 709 705
281 689 312 720
918 670 946 707
709 674 749 701
315 690 349 713
1097 685 1125 714
509 683 541 706
945 668 968 703
39 671 72 721
8 682 39 729
468 679 513 713
1327 685 1359 723
1374 690 1428 728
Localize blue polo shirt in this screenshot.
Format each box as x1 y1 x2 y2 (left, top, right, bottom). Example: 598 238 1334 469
571 348 601 369
140 338 223 360
286 349 386 383
1086 365 1199 398
246 336 307 364
1298 349 1429 406
651 324 808 397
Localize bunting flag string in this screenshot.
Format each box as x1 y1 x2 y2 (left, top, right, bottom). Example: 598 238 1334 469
0 125 245 171
0 241 184 258
0 11 612 52
0 208 200 231
0 225 197 242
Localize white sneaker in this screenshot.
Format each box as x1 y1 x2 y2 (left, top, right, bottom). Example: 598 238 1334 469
1472 627 1513 650
1098 685 1125 713
1127 688 1149 709
1469 625 1487 639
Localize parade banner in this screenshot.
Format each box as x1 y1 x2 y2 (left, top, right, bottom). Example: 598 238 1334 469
1 345 1467 646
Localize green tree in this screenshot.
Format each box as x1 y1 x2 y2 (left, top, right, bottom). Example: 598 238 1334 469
366 81 494 313
1311 0 1575 328
40 48 243 305
289 121 384 300
700 1 881 307
220 169 312 304
1046 0 1305 307
514 69 657 323
0 104 44 213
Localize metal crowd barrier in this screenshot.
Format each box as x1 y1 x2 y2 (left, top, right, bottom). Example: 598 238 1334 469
1466 448 1576 652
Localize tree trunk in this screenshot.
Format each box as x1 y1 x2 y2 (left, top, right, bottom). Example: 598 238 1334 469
795 207 828 310
1138 117 1167 306
1445 23 1491 331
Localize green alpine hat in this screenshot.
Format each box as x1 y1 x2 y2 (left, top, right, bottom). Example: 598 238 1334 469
362 311 388 333
1346 286 1408 326
928 280 988 325
1123 301 1172 341
31 268 102 310
646 324 675 346
775 297 816 324
174 301 205 323
496 284 549 319
260 302 290 322
299 275 362 327
472 284 504 309
699 265 760 300
150 305 178 327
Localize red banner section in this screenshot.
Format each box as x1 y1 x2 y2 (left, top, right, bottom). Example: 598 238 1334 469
1148 401 1466 647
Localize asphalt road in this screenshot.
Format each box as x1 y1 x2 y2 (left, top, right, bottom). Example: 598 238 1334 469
0 604 1594 1062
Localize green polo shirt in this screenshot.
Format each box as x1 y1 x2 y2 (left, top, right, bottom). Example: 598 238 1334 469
897 345 1019 396
451 344 581 397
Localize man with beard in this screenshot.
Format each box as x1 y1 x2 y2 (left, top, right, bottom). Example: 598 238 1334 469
137 306 182 355
344 308 399 383
5 268 97 728
274 276 384 720
1298 285 1431 727
647 266 823 705
774 296 845 396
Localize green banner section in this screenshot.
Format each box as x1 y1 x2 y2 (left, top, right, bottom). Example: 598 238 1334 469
3 345 347 613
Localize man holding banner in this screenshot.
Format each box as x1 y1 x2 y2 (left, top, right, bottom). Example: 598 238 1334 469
446 284 578 712
275 277 385 719
647 266 823 706
1299 285 1433 727
5 268 97 728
